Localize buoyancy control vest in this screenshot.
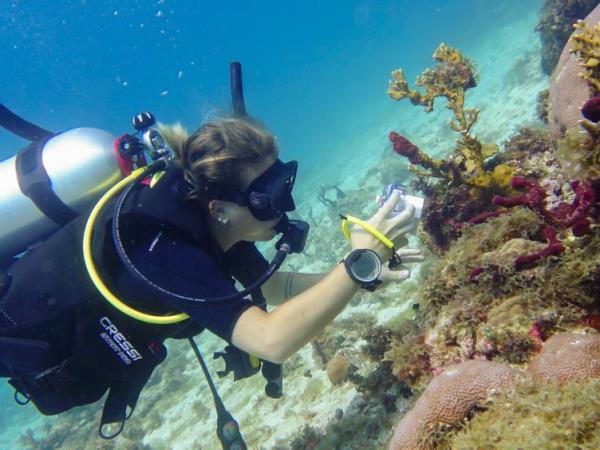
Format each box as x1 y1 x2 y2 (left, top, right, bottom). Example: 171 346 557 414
0 165 272 437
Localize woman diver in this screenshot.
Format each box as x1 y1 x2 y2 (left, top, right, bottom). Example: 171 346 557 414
153 117 423 364
0 110 423 446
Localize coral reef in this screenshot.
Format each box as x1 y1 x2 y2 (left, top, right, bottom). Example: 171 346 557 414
548 4 600 142
536 89 550 123
527 332 600 383
384 324 432 389
386 44 532 253
384 202 600 388
496 127 559 182
570 18 600 94
447 333 600 449
536 0 598 75
493 176 597 235
556 125 600 180
412 125 556 254
387 44 477 115
326 354 352 385
351 361 412 412
361 325 393 362
479 174 600 269
389 332 600 449
413 181 485 254
287 394 397 450
287 11 600 450
387 360 519 450
449 377 600 449
387 44 513 195
422 126 557 254
502 127 552 159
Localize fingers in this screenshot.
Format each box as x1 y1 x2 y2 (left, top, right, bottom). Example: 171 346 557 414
396 248 425 263
390 203 415 226
379 266 411 284
387 222 415 244
385 267 410 282
397 269 410 282
376 190 402 219
397 248 422 256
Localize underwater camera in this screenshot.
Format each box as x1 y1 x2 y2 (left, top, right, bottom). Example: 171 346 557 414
379 184 425 219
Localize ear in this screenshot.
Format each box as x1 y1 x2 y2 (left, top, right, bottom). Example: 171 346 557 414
208 200 231 224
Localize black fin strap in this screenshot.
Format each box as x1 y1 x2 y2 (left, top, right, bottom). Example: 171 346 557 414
14 389 30 405
99 387 128 439
15 139 77 225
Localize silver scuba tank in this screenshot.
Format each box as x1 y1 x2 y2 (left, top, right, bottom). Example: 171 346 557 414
0 127 122 262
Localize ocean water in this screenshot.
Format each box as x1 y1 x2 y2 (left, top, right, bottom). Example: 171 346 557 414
0 0 553 448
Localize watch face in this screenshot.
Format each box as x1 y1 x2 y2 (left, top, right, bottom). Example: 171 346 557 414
351 251 381 282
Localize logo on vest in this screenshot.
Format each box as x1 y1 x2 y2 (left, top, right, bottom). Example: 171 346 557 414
99 317 143 365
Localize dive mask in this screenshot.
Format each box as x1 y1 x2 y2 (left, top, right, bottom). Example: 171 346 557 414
205 159 297 221
216 159 297 221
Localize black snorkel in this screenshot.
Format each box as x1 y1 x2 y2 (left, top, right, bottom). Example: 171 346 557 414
230 62 247 117
0 103 54 142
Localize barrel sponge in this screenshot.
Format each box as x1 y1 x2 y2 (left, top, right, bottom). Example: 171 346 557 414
549 4 600 142
388 360 518 450
528 332 600 384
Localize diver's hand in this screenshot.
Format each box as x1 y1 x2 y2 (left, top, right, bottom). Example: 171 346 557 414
350 190 416 261
378 248 425 287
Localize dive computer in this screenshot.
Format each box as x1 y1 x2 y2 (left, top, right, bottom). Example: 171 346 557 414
343 249 382 291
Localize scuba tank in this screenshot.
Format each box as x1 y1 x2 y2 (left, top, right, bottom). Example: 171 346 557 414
0 127 121 264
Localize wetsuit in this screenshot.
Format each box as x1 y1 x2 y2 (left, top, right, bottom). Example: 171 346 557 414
0 166 265 423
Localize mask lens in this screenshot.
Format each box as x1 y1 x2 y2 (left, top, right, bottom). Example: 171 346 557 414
247 160 297 221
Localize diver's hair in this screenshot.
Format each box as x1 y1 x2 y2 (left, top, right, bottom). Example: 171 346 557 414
158 117 278 204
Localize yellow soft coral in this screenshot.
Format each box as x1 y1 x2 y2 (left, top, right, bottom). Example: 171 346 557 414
387 43 514 195
571 19 600 94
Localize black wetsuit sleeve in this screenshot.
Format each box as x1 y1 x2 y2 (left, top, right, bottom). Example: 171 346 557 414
126 231 254 342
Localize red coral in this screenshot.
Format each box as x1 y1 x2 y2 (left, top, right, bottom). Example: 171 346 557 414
389 132 422 164
514 226 564 269
582 95 600 123
467 210 509 225
492 176 596 235
470 175 600 269
467 266 485 282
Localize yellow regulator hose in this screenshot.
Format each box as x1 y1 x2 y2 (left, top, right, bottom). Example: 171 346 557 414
83 167 189 324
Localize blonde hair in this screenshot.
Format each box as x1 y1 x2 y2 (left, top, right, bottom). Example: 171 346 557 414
158 117 278 204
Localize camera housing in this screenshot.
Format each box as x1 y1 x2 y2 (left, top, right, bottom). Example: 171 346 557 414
381 184 424 219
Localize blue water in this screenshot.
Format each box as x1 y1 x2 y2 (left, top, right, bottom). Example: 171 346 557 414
0 0 543 447
1 1 539 164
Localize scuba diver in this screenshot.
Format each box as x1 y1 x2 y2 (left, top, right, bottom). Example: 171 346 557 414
0 64 423 448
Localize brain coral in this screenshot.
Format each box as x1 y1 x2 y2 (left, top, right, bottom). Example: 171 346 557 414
549 4 600 142
388 360 518 450
528 332 600 384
